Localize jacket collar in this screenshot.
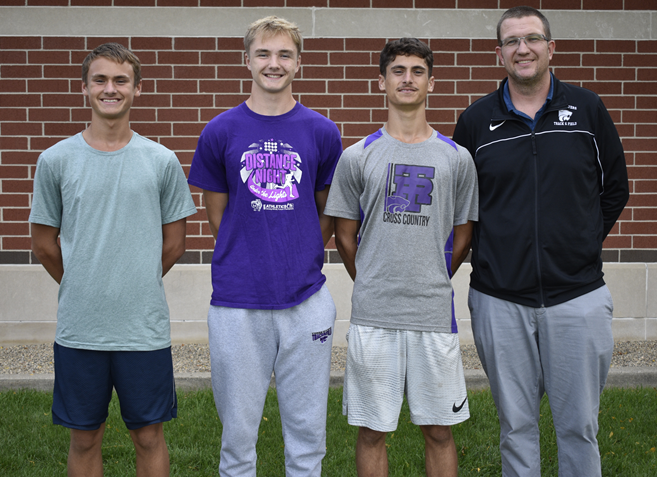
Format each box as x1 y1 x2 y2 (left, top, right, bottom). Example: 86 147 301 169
491 75 569 122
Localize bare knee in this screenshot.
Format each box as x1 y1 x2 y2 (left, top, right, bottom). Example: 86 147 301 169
358 427 387 447
421 425 453 447
70 426 105 454
130 423 165 452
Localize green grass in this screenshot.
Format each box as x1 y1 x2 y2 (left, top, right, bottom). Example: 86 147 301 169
1 387 655 476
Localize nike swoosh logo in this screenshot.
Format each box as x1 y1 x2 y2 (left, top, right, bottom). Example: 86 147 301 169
452 396 467 413
489 121 505 131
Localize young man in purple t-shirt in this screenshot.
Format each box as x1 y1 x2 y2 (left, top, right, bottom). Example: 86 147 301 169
188 16 342 477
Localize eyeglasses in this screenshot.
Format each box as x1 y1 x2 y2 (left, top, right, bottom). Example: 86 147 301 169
500 34 549 49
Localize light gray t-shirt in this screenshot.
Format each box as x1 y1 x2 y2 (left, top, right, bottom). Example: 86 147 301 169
324 128 478 332
29 132 197 351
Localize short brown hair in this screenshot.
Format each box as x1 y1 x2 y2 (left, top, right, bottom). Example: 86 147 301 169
497 6 552 46
379 38 433 78
244 16 302 56
81 43 141 85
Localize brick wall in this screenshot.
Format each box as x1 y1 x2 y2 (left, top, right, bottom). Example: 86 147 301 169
1 3 656 264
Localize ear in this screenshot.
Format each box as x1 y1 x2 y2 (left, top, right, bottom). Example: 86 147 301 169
134 79 142 97
378 74 386 92
295 54 301 73
245 52 252 71
547 40 556 61
495 46 504 66
82 81 89 96
428 75 435 93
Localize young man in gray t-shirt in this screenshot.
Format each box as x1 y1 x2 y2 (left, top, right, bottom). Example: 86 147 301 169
30 43 196 476
324 38 478 476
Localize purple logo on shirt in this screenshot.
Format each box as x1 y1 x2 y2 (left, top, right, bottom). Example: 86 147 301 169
382 163 434 226
240 139 302 203
389 164 434 212
386 194 410 213
385 163 434 213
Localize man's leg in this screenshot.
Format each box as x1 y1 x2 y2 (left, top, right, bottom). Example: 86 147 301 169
356 427 388 477
52 343 113 477
273 285 336 476
468 288 543 477
420 425 457 477
111 347 177 476
208 306 277 477
68 425 105 477
129 423 169 477
343 325 406 476
539 286 614 477
404 331 466 477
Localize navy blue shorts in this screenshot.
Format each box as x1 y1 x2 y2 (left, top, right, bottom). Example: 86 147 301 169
52 342 177 431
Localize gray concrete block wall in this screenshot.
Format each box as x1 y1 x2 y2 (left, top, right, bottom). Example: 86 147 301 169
1 8 654 40
1 263 655 346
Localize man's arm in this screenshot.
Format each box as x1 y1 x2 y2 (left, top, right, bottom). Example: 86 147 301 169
334 217 360 281
31 223 64 284
451 221 474 275
601 175 629 240
203 190 229 240
162 218 187 277
315 187 334 247
596 102 629 239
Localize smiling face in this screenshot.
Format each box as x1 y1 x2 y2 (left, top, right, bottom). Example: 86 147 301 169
82 57 141 122
379 54 434 109
246 32 301 96
496 15 555 89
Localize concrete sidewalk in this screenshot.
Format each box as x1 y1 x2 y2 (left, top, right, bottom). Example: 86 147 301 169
2 367 657 392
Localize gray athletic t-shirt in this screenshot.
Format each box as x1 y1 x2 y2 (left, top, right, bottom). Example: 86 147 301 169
29 132 197 351
324 128 478 332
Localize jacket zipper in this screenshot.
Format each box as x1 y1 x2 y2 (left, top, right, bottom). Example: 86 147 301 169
531 131 545 307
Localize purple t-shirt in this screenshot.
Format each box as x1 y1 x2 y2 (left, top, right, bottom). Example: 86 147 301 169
189 102 342 310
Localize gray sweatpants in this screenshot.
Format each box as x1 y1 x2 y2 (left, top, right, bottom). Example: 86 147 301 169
468 286 614 477
208 285 336 477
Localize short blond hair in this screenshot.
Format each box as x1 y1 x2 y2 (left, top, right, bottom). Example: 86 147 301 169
244 16 302 56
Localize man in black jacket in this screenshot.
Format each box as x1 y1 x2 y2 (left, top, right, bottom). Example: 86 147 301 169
453 6 629 477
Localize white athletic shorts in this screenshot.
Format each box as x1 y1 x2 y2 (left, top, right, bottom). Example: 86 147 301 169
343 324 469 432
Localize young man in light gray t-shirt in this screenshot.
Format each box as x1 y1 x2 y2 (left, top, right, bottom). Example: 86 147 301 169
324 38 478 476
30 43 196 476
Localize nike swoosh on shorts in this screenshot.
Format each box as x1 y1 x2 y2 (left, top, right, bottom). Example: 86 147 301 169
452 396 467 413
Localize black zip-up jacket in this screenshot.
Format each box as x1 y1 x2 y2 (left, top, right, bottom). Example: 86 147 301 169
453 77 629 307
